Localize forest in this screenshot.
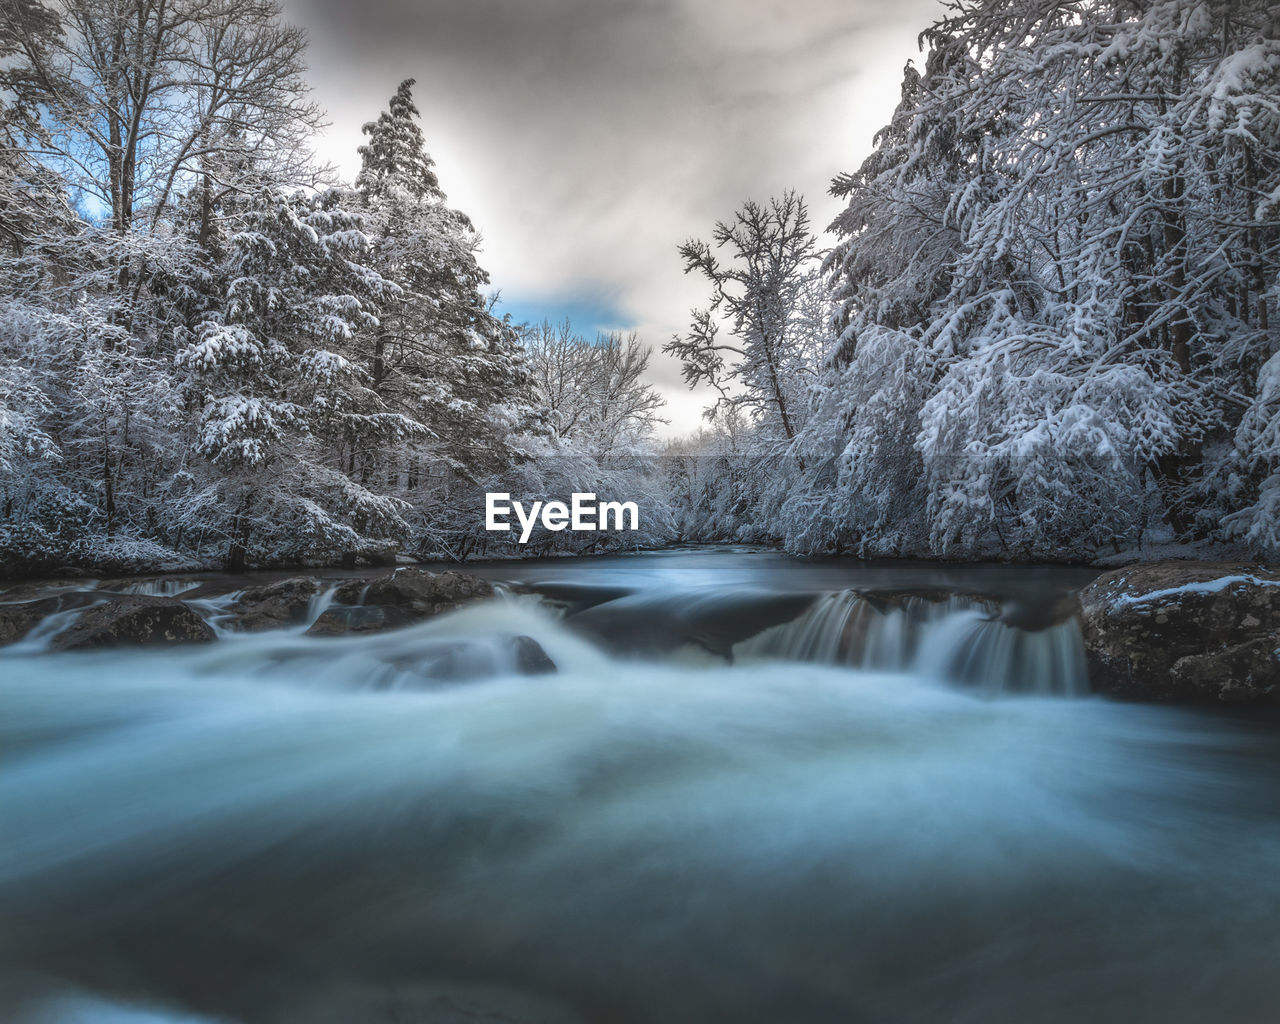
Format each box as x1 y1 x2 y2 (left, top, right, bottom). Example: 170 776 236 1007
1 0 1278 573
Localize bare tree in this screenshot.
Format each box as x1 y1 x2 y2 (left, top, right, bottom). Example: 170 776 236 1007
665 191 819 446
0 0 324 244
522 319 666 457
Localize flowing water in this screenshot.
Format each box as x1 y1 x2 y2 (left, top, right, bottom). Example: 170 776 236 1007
2 550 1279 1024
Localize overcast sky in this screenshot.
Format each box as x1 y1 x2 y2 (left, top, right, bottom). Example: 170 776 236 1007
284 0 943 436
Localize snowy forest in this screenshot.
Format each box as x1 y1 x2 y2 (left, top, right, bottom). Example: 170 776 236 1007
2 0 1279 573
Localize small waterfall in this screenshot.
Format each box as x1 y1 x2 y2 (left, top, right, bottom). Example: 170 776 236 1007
303 583 341 627
738 590 1087 696
737 591 969 670
182 590 245 636
3 602 102 654
104 579 202 598
914 607 1087 697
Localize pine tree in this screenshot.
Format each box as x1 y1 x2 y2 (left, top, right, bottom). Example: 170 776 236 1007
352 80 534 551
175 186 418 568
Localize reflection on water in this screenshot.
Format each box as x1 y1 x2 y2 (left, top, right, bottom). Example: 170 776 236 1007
1 551 1278 1024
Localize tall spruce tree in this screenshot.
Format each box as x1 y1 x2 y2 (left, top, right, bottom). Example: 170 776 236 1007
353 80 533 546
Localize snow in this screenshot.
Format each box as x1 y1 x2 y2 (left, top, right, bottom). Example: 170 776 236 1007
1112 575 1280 609
2 6 1278 568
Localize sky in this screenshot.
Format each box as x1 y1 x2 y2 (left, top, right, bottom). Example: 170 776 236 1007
285 0 944 436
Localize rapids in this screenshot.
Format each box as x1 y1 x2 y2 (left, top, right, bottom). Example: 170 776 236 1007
2 550 1278 1024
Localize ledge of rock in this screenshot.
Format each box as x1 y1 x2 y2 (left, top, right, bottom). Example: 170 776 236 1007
305 605 415 637
330 569 495 617
227 577 325 631
305 570 496 637
0 596 64 646
1078 560 1280 703
221 569 496 635
50 595 215 651
0 591 119 647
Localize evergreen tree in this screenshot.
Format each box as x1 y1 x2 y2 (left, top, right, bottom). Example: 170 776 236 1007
175 187 417 568
352 80 534 551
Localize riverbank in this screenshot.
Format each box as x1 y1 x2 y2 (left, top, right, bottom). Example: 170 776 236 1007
1 533 1258 583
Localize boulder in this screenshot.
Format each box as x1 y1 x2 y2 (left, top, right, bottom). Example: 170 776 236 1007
305 570 496 637
50 595 215 651
305 605 414 637
227 577 325 631
0 597 61 646
1077 560 1280 703
512 635 556 675
330 569 494 618
0 592 107 647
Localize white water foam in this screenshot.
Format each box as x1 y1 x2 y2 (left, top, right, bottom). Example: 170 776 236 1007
2 625 1277 1024
738 590 1087 695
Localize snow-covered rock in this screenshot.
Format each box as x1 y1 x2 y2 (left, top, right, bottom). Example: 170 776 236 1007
1078 561 1280 703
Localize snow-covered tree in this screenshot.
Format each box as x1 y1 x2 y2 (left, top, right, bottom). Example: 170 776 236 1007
175 187 417 568
785 0 1280 559
1 0 322 237
522 319 666 458
353 80 534 494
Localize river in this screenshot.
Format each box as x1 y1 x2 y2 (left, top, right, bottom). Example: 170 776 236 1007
2 549 1278 1023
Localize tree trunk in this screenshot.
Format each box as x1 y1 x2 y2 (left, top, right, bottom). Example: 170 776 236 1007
102 438 116 542
1161 171 1192 375
198 169 214 251
373 328 388 393
226 495 251 572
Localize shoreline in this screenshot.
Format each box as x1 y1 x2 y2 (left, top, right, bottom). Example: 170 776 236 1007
0 539 1258 586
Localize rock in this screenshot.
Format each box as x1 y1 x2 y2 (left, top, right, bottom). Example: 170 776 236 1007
305 605 415 637
50 595 215 651
331 569 494 618
362 544 400 567
512 635 556 675
404 635 556 682
0 597 59 646
569 589 816 658
227 577 324 631
0 592 107 647
304 570 496 637
1077 560 1280 703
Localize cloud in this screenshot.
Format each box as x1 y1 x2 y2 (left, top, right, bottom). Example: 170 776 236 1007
286 0 944 436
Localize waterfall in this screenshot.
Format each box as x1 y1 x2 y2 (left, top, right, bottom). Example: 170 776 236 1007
104 579 202 598
2 602 103 654
737 590 1087 695
303 583 341 626
182 590 245 636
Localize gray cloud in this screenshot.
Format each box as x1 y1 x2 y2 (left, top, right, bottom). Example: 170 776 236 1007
286 0 943 434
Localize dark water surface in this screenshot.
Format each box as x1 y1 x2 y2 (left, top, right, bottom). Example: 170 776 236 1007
2 550 1278 1024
